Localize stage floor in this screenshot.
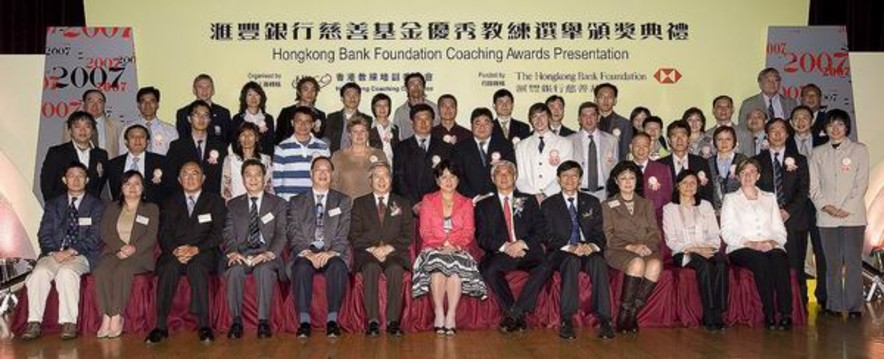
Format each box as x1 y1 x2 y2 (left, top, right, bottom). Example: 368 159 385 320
4 303 884 358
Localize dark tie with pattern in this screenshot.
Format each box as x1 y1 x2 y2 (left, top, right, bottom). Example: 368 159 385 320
587 135 598 190
767 98 776 121
62 197 79 250
568 197 579 245
377 196 386 224
248 197 262 249
312 194 325 249
538 136 545 153
197 139 204 160
773 152 785 207
420 138 428 152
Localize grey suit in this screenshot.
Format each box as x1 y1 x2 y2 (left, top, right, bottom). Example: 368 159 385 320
738 93 798 124
569 130 619 200
222 193 288 321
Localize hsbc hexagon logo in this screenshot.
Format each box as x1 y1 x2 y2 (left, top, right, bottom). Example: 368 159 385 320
654 68 682 84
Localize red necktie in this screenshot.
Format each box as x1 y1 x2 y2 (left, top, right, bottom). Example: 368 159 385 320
504 196 515 242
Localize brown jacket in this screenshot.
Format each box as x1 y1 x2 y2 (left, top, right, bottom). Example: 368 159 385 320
602 194 660 271
99 201 160 272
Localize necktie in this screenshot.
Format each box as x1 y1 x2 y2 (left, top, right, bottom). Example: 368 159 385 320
187 195 196 216
767 98 776 121
773 152 785 207
479 140 488 167
502 122 510 139
586 135 598 190
567 197 579 245
313 194 325 249
538 136 545 153
130 156 140 172
63 197 79 249
801 138 810 157
197 139 205 160
248 197 262 248
419 138 428 152
377 196 386 224
503 197 515 243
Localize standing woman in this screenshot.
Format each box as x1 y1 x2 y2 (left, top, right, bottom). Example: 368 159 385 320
602 161 662 333
231 81 276 156
663 170 728 330
93 170 159 338
412 160 486 335
809 109 869 318
222 122 273 201
630 106 651 133
331 116 388 199
720 158 792 330
684 107 715 159
708 126 748 214
368 93 399 162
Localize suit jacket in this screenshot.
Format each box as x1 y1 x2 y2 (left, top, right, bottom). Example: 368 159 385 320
40 141 109 202
707 152 748 212
754 149 809 230
286 189 352 262
542 192 606 254
452 136 516 199
809 139 868 227
601 195 660 256
106 152 168 204
550 124 576 137
175 103 233 146
392 136 453 204
322 110 374 153
221 193 287 271
568 130 618 199
230 112 277 156
431 124 473 144
368 123 399 152
738 93 798 124
639 160 673 223
475 192 547 261
599 112 633 162
276 104 327 145
659 153 714 203
158 191 226 257
165 136 228 195
38 193 105 269
787 133 829 158
349 193 414 271
492 118 532 142
810 110 830 146
62 115 123 157
418 191 475 249
99 201 159 272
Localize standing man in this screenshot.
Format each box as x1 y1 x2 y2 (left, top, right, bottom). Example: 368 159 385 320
323 82 373 153
630 132 673 224
175 74 232 145
393 73 440 140
63 89 122 156
287 156 352 338
349 162 413 336
277 76 327 144
106 124 168 204
799 84 830 145
546 95 575 137
272 106 331 201
393 104 452 210
166 100 227 196
491 89 531 142
705 95 754 156
594 83 633 161
121 86 178 155
41 111 108 202
660 120 714 202
452 107 516 200
22 163 104 341
738 68 797 124
146 162 226 343
568 102 618 201
515 103 573 203
431 94 472 144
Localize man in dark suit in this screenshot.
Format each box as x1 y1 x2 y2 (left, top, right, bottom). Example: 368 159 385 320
166 100 228 196
799 84 831 145
175 74 232 146
542 161 614 339
40 111 108 202
754 118 811 305
349 162 413 336
476 161 548 333
595 83 633 161
287 156 352 338
222 159 287 339
393 104 453 209
322 82 374 153
491 89 531 142
106 124 168 204
452 107 516 200
22 162 104 341
660 120 713 202
276 76 327 144
546 95 576 137
146 161 226 343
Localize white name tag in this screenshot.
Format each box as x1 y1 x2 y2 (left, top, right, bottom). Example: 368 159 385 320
261 212 275 224
78 217 92 226
328 208 342 217
136 215 150 225
607 200 620 208
198 214 212 223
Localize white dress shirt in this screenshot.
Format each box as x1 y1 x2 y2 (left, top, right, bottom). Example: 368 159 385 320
720 188 787 253
125 152 146 175
662 200 721 255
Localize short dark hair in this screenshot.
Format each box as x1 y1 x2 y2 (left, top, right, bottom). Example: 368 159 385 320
296 76 321 99
470 107 494 123
240 158 266 177
681 107 707 132
136 86 160 102
438 94 457 107
292 106 316 121
712 95 733 107
188 99 212 115
577 101 599 116
117 170 144 203
736 158 761 177
593 82 618 98
193 73 214 85
712 126 736 148
764 118 794 137
232 122 263 159
339 82 361 97
527 102 551 119
630 106 651 122
823 108 852 136
790 105 814 120
556 160 583 178
370 93 391 117
433 159 458 179
238 81 266 114
671 169 701 206
545 94 565 108
66 111 96 130
607 161 643 198
493 88 513 103
757 67 781 82
632 131 652 142
64 161 89 178
310 155 334 171
81 89 106 103
642 116 664 129
801 83 822 97
410 103 435 120
403 72 426 87
666 120 691 138
124 124 150 141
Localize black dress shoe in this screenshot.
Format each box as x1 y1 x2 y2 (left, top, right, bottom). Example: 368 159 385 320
444 327 457 336
366 321 380 336
434 326 446 335
498 316 515 333
558 320 576 339
778 316 792 331
848 311 862 319
326 321 341 337
296 323 311 338
198 327 214 342
765 318 777 330
145 328 168 344
598 319 615 339
257 321 272 339
386 321 404 336
514 316 528 331
227 323 243 339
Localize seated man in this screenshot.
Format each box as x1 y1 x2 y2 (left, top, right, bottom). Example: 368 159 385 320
22 162 104 340
476 160 549 333
541 161 614 339
146 162 227 343
287 156 352 338
349 162 414 336
222 159 287 339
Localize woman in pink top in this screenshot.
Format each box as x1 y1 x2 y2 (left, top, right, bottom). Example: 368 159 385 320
412 160 486 336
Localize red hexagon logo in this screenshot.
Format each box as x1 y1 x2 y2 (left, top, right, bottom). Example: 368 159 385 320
654 68 682 84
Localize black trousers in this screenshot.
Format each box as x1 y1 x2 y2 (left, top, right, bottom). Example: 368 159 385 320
480 252 549 317
155 251 216 329
785 226 809 306
360 260 406 323
291 256 347 323
673 252 728 316
729 248 792 319
550 252 611 320
808 207 827 305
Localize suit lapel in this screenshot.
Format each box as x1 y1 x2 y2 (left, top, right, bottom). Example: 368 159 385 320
323 192 336 241
130 203 147 242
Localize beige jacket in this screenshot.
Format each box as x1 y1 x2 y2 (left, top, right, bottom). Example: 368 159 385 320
809 138 868 227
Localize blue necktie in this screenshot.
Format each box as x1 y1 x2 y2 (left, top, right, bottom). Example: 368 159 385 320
312 194 326 249
62 197 79 250
568 197 579 245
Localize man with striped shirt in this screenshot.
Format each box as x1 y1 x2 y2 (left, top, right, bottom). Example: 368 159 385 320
272 106 330 200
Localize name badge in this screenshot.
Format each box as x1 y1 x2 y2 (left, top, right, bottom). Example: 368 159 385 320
198 214 212 223
607 200 620 208
78 217 92 226
136 215 150 225
328 208 342 217
261 212 275 224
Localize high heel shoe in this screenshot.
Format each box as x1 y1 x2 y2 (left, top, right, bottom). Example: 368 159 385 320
434 326 446 335
444 327 457 336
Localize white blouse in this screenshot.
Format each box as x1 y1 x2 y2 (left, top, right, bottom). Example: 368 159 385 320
662 200 721 255
719 187 787 253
